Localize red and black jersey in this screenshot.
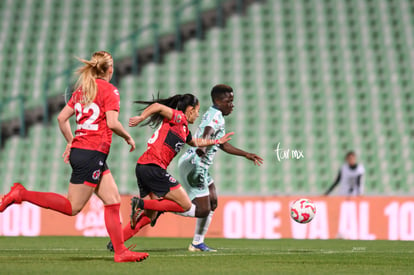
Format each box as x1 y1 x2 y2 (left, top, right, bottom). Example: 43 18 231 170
67 79 120 154
138 109 192 169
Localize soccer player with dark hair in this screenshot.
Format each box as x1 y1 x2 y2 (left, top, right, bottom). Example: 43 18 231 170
109 93 233 250
177 84 263 251
324 151 365 196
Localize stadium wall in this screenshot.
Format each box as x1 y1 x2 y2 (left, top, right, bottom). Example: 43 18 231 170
0 196 413 241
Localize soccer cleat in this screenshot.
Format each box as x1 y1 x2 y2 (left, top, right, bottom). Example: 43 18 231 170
107 241 114 252
130 197 144 229
188 243 217 252
0 183 25 212
114 248 149 263
150 211 164 227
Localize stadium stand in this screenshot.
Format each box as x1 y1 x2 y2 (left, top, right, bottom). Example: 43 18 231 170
1 0 414 195
0 0 218 121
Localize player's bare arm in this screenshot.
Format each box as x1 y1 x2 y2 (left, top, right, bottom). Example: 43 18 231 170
220 142 264 166
187 132 234 147
195 126 215 157
129 103 173 127
106 110 135 152
57 105 75 163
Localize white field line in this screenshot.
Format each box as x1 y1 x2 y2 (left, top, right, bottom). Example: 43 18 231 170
0 248 413 258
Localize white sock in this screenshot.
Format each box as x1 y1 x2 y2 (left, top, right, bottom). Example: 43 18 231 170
193 211 214 245
175 203 196 217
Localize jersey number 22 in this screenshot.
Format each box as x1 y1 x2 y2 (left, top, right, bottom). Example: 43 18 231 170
74 103 100 131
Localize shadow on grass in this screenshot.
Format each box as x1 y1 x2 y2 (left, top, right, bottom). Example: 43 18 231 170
131 247 185 253
66 256 114 262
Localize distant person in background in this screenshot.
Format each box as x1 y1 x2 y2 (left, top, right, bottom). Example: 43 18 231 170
324 151 365 196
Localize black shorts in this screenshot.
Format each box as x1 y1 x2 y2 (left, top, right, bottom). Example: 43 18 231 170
136 163 181 198
69 148 109 187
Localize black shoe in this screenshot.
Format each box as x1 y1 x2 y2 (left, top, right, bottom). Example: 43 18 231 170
130 197 144 229
107 240 114 252
151 211 164 227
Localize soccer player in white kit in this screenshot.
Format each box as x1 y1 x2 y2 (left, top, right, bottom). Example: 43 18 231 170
177 84 263 251
324 151 365 196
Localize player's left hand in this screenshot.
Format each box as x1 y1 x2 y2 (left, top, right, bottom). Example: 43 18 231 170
246 153 264 166
129 116 144 127
125 136 136 152
62 143 71 164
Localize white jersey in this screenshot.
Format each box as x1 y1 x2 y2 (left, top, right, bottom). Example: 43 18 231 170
180 106 225 169
338 164 365 196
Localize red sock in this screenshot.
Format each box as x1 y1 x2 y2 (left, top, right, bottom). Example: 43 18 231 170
21 190 72 216
123 214 151 241
143 199 185 212
104 203 126 254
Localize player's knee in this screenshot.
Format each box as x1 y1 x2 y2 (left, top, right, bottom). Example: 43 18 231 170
71 206 83 216
195 204 211 217
197 208 210 217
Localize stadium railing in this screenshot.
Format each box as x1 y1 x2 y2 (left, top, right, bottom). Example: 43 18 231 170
6 0 251 145
110 23 160 82
0 95 26 146
175 0 204 51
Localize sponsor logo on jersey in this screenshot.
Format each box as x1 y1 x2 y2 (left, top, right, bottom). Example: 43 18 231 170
92 170 101 180
113 89 119 96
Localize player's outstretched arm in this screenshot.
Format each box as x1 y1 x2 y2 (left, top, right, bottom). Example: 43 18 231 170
129 103 173 127
188 132 234 148
57 105 75 163
106 110 135 152
195 126 215 157
220 142 264 166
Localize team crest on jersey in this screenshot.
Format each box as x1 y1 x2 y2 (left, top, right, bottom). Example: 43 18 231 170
169 176 177 183
92 170 101 180
175 114 182 123
113 89 119 96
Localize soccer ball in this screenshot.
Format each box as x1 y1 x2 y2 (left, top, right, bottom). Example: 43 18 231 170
290 198 316 224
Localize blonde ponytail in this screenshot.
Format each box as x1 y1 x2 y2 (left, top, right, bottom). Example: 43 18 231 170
74 51 113 105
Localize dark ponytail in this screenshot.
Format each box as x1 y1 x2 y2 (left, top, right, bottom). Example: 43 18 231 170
135 93 199 128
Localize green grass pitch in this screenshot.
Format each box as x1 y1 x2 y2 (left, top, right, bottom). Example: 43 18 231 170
0 237 412 274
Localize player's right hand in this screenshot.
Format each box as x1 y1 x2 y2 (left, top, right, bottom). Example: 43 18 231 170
62 143 71 163
218 132 234 144
125 137 136 152
129 116 144 127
